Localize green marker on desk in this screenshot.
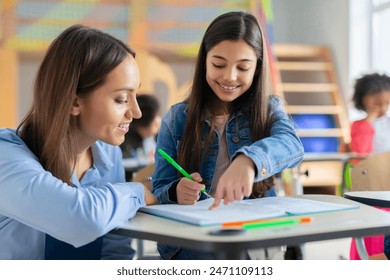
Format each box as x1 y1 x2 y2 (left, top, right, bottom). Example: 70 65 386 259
157 148 212 198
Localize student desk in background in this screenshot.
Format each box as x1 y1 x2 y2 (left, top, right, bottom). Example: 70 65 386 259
345 191 390 259
291 153 367 195
345 191 390 208
111 195 390 260
122 157 153 181
122 157 149 172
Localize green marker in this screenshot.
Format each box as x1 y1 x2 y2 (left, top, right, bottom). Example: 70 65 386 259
158 148 211 198
242 218 300 230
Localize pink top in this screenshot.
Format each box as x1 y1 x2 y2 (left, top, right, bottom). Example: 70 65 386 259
350 120 374 154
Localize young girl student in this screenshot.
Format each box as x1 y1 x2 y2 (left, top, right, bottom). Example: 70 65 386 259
350 73 390 154
120 94 161 181
349 73 390 260
0 25 157 259
152 11 304 260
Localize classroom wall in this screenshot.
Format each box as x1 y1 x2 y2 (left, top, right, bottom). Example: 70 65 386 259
0 49 18 128
16 0 352 122
18 53 42 121
272 0 350 106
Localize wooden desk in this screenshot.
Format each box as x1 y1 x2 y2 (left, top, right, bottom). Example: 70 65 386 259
111 195 390 259
292 153 367 195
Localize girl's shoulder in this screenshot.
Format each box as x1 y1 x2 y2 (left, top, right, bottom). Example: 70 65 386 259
168 101 188 112
351 119 374 132
265 94 283 113
268 94 282 106
163 101 188 121
160 101 189 134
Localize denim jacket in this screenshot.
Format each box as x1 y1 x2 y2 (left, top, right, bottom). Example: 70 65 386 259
152 95 304 259
153 95 303 203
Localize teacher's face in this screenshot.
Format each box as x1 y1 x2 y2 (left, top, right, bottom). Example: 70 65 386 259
73 54 142 147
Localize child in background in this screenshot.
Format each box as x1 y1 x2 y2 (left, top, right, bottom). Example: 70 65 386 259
120 94 161 181
0 25 157 260
152 11 304 260
350 72 390 260
351 73 390 154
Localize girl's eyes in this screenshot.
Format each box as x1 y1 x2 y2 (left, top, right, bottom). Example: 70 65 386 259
212 63 250 71
213 64 224 68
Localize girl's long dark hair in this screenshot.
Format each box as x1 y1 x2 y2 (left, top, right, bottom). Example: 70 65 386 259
17 25 135 184
177 11 274 197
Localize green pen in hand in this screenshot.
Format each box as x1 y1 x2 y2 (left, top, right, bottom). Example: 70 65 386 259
157 148 212 198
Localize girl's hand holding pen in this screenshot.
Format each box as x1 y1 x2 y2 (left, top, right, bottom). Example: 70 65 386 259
209 154 255 210
177 172 205 205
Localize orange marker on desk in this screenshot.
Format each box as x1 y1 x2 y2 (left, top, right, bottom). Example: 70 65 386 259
223 217 312 229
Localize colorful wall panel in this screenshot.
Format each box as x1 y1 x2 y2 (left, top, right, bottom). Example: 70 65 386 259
0 0 273 56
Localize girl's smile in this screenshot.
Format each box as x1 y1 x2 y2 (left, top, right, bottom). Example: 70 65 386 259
206 39 257 104
217 82 241 92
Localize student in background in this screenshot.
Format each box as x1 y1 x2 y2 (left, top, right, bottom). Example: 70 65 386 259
0 24 157 260
350 72 390 260
120 94 161 181
351 73 390 154
152 11 304 260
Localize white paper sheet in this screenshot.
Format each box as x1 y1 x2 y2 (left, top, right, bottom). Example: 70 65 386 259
139 196 358 226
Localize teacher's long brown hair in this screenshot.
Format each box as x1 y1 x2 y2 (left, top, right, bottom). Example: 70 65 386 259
17 25 136 184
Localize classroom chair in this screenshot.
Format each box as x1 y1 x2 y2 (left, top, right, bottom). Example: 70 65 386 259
349 152 390 260
350 152 390 191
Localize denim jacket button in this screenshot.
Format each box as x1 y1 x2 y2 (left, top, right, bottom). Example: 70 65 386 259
232 136 240 143
260 167 267 176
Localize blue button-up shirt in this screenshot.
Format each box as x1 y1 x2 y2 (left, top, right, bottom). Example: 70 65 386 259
0 128 145 259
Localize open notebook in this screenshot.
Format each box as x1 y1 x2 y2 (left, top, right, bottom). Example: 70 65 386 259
139 196 359 226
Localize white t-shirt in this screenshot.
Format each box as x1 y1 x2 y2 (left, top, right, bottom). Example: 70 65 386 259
372 115 390 153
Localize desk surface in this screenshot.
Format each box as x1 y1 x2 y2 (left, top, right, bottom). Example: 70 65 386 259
344 191 390 208
112 195 390 259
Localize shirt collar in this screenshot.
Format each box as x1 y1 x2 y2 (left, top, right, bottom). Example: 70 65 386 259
71 141 114 187
91 141 114 172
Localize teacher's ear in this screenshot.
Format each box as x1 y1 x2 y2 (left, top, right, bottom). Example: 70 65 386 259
70 98 81 116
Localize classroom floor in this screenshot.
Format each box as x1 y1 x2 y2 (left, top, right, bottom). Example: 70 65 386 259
134 237 352 260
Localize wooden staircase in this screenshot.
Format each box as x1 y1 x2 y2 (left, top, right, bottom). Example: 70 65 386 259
272 44 350 195
273 44 350 147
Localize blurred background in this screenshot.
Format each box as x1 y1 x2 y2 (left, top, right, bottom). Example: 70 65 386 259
1 0 390 196
1 0 389 259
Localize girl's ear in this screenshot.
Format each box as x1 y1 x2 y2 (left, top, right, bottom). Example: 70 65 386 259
70 98 81 116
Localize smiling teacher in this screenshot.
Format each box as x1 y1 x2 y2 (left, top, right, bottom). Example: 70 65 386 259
0 24 157 260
